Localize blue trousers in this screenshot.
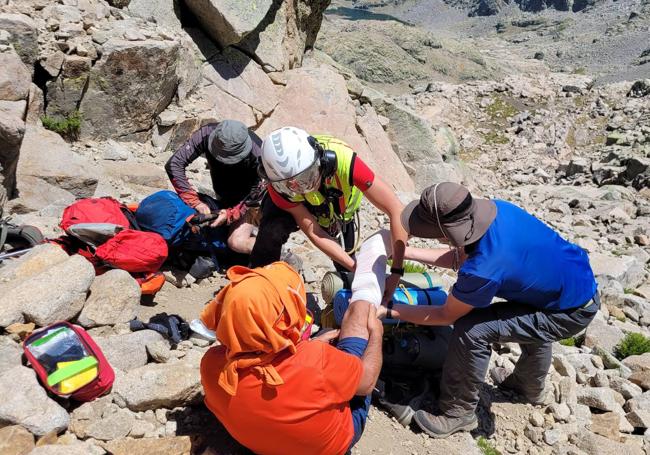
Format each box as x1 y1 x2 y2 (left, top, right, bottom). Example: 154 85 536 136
336 336 371 449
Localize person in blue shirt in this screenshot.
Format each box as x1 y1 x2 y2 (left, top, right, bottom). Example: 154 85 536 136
378 182 599 438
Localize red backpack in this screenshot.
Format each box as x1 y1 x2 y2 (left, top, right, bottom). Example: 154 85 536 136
55 198 168 292
23 322 114 401
60 197 131 232
95 229 167 273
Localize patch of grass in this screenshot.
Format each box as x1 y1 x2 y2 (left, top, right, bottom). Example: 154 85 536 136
559 337 577 347
572 67 587 75
41 110 82 141
387 260 427 274
555 18 573 33
477 436 501 455
560 334 585 347
624 288 636 294
485 96 518 122
615 332 650 360
482 131 510 145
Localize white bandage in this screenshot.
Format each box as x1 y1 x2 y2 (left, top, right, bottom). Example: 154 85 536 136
350 229 391 307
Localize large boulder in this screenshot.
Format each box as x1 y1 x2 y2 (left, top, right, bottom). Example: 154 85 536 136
27 442 105 455
0 48 30 199
99 160 169 189
237 0 331 72
45 56 92 121
79 38 180 140
590 252 646 290
127 0 182 32
17 126 98 198
258 64 414 190
0 425 35 455
0 49 30 102
376 100 463 189
623 353 650 372
95 330 165 372
202 48 279 117
355 105 415 192
577 386 625 413
103 436 192 455
183 0 273 48
573 429 644 455
0 243 69 285
113 361 202 411
6 176 76 215
77 270 141 328
583 316 625 355
0 255 95 328
0 337 22 372
0 13 39 69
625 391 650 413
70 396 135 441
0 366 70 437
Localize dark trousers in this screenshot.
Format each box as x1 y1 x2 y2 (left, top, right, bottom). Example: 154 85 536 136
250 196 356 271
439 299 598 418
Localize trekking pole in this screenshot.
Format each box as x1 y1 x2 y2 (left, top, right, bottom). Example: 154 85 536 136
0 247 33 262
188 213 220 227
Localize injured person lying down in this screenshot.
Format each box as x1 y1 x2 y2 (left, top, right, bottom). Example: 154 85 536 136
199 231 391 455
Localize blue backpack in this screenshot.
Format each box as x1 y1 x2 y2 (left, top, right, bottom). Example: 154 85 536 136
135 191 196 246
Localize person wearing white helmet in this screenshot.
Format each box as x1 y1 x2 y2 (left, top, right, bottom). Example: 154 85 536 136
257 126 407 294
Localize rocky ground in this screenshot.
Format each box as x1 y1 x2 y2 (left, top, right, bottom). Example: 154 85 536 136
0 0 650 454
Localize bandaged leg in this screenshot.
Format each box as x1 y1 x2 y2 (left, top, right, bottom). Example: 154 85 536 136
350 229 391 307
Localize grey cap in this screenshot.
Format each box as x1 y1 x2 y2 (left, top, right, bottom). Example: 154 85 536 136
208 120 253 164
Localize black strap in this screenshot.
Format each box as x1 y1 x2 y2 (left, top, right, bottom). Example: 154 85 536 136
121 207 141 230
440 193 473 222
348 152 357 188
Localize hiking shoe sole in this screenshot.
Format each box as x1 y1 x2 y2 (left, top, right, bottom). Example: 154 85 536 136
413 412 478 439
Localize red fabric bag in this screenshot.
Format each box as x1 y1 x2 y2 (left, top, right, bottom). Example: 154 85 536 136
95 229 168 273
60 197 131 232
23 322 114 401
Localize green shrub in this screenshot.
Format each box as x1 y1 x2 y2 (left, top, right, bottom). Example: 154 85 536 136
41 110 82 141
559 337 576 347
477 436 501 455
615 332 650 360
387 259 427 274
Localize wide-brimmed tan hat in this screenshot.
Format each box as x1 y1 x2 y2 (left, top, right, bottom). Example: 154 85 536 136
401 182 497 246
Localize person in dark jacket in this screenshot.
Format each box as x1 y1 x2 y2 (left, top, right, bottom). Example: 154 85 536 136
165 120 266 256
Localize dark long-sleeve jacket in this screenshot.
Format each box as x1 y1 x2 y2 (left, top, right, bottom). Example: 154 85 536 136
165 123 263 209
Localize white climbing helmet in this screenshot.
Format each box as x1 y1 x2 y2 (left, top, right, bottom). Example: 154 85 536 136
261 127 321 196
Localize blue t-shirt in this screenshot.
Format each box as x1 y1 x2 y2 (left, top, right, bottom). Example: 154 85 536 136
451 200 597 311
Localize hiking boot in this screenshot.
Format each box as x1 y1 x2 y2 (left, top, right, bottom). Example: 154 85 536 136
413 410 478 438
379 379 430 427
490 367 549 405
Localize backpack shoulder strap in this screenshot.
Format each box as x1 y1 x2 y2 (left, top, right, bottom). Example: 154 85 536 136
120 206 141 230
